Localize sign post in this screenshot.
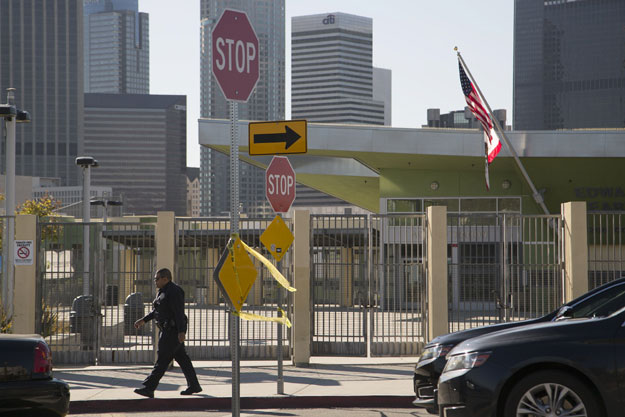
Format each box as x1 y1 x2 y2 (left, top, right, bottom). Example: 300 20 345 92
212 9 259 417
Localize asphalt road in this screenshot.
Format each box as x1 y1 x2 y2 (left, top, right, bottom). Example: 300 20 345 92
75 407 433 417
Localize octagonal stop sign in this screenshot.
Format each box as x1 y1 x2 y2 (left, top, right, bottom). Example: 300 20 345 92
212 9 259 102
266 156 296 213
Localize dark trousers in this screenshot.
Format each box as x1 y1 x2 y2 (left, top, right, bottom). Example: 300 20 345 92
142 329 200 391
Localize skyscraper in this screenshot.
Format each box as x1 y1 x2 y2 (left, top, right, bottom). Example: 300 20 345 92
514 0 625 130
291 12 386 125
84 93 187 215
84 0 149 94
0 0 84 186
200 0 285 217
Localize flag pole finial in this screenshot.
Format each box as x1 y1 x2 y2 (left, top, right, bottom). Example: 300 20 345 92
454 46 458 51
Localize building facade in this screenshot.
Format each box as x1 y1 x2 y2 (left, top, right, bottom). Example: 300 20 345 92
514 0 625 130
426 108 508 130
0 0 84 186
84 93 187 215
291 12 386 125
200 0 285 217
186 167 200 217
84 0 149 94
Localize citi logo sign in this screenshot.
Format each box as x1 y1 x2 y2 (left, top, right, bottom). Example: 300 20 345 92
322 14 335 25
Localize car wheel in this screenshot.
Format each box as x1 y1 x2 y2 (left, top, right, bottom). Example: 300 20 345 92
504 370 601 417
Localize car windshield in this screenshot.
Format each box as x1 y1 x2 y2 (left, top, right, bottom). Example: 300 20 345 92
567 282 625 318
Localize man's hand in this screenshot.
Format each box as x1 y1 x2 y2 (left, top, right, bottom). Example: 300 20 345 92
178 332 186 343
134 319 145 329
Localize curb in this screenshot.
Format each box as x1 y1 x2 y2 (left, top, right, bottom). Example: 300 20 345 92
69 395 416 414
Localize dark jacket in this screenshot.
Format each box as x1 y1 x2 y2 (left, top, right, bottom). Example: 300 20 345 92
141 281 187 333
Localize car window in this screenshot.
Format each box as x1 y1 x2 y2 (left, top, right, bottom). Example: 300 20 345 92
570 283 625 318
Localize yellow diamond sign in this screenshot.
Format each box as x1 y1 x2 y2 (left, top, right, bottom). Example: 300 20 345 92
260 215 294 262
213 237 258 312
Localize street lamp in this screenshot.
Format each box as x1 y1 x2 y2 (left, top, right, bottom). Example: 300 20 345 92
1 88 30 315
90 198 123 223
76 156 98 296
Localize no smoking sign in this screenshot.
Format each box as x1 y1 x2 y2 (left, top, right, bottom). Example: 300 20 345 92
14 240 34 266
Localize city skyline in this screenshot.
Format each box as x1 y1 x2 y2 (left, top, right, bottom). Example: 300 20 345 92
140 0 514 168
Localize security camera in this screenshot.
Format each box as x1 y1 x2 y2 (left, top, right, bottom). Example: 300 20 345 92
75 156 98 168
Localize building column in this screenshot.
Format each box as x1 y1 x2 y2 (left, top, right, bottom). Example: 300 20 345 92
156 212 175 276
427 206 448 342
13 215 37 334
293 209 311 366
562 202 588 301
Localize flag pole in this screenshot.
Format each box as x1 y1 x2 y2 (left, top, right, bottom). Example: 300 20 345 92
455 47 549 215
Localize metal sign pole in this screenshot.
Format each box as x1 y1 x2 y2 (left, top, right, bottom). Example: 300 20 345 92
277 259 284 394
229 100 240 417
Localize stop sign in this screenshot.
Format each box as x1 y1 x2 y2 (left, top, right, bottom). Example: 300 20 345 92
212 9 260 102
266 156 296 213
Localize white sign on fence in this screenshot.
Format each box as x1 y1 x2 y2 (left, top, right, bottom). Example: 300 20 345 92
14 240 34 266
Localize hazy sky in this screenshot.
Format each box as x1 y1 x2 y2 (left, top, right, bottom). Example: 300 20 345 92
140 0 514 168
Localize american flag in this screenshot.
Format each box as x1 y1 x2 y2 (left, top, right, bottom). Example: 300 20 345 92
458 60 502 165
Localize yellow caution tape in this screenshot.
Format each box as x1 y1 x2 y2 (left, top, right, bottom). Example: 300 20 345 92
232 307 292 328
240 240 296 292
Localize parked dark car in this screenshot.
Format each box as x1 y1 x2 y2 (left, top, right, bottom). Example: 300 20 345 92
437 280 625 417
413 277 625 414
0 334 70 417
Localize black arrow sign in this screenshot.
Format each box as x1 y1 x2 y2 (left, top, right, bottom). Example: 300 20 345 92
253 126 301 149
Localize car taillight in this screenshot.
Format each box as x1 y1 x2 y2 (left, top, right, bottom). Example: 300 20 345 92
33 341 52 374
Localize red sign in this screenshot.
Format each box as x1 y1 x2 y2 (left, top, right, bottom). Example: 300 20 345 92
266 156 296 213
211 9 259 102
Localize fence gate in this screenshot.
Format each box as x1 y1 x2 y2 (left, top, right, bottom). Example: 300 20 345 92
176 217 292 360
37 221 156 365
311 214 427 357
447 213 563 333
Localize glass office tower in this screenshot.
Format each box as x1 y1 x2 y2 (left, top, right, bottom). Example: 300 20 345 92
0 0 84 185
514 0 625 130
84 0 149 94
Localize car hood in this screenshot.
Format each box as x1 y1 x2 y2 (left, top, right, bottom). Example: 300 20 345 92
427 316 547 347
449 317 598 354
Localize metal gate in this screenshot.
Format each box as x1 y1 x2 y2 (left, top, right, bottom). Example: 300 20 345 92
37 221 156 365
176 217 292 360
311 214 427 357
448 213 563 332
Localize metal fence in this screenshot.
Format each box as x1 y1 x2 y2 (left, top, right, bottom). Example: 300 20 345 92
38 221 156 365
310 214 427 357
448 213 563 332
34 211 625 364
176 217 292 360
588 212 625 289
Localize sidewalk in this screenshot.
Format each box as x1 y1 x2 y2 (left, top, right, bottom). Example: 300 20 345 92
57 357 419 414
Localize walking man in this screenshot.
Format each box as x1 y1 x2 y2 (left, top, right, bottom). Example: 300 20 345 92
133 268 202 398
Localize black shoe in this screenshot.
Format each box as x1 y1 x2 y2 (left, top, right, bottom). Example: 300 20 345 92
180 386 202 395
134 387 154 398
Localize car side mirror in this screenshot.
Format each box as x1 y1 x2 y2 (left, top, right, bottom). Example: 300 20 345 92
555 305 573 320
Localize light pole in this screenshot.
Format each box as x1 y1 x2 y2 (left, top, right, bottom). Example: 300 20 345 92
76 156 98 296
1 88 30 315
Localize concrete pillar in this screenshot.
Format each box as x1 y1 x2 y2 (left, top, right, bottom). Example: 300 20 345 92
293 209 311 366
156 212 176 276
562 202 588 301
427 206 448 342
13 215 37 334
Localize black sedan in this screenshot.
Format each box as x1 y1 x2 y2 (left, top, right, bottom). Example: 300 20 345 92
0 334 70 417
437 281 625 417
413 277 625 414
